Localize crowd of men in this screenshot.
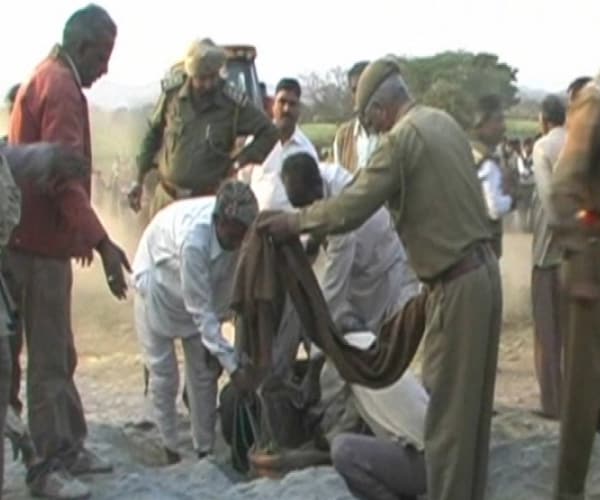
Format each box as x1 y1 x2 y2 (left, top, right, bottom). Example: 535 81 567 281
0 4 599 500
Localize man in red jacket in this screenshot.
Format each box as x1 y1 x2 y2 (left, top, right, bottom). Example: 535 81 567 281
5 5 130 499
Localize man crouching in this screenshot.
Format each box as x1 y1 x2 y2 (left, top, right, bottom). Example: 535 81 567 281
131 180 256 463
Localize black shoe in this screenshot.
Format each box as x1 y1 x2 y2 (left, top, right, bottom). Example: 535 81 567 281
197 451 209 461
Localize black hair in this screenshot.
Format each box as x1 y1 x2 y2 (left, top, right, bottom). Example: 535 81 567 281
62 4 116 49
473 94 503 128
540 94 566 126
281 152 321 190
275 78 301 99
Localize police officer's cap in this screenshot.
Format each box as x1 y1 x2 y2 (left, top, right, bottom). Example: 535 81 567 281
184 39 226 78
355 56 403 116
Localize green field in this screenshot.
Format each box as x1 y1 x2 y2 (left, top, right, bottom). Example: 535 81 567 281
300 123 338 149
506 118 540 139
302 118 539 151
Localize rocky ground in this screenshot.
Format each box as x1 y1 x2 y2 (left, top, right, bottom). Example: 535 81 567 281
4 214 600 499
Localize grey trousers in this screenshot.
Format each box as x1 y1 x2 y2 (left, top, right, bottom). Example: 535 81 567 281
331 433 426 500
0 336 11 499
531 265 563 418
3 251 86 473
135 296 222 453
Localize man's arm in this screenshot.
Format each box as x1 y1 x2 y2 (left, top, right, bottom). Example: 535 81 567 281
297 128 412 238
136 92 169 184
181 230 237 374
233 102 278 167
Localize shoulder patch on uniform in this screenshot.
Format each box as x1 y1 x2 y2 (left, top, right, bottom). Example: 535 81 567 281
161 64 186 93
222 82 248 106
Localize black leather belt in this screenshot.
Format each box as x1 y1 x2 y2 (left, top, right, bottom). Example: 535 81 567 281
426 242 492 286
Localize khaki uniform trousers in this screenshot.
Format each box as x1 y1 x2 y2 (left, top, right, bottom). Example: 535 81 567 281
555 243 600 500
422 246 502 500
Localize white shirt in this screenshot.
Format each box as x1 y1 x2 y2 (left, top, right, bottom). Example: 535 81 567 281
318 163 419 331
250 126 319 210
132 198 238 373
478 158 513 220
354 120 380 170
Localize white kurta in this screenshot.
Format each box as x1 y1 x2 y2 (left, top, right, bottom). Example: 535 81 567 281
132 197 238 374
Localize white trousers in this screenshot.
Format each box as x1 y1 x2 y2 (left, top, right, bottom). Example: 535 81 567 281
134 296 221 453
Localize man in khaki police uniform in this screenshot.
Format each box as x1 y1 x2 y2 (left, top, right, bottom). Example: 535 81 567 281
128 39 277 216
261 57 502 500
551 75 600 500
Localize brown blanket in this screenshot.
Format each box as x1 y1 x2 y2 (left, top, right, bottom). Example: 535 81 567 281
231 212 428 389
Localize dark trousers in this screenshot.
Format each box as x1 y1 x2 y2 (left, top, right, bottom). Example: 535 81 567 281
3 251 87 477
0 336 11 499
332 433 426 500
555 245 600 500
531 266 563 418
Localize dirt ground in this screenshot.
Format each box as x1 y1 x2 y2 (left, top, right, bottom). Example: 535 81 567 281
4 208 594 499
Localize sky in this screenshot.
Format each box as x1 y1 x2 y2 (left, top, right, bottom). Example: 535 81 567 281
1 0 598 105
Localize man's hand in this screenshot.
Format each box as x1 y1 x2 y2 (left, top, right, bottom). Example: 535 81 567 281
257 212 301 242
96 238 132 300
128 182 143 212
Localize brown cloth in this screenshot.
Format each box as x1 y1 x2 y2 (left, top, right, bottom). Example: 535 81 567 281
231 213 428 389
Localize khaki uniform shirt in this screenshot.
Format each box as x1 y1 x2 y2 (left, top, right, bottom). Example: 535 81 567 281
137 74 278 192
551 78 600 252
297 104 491 281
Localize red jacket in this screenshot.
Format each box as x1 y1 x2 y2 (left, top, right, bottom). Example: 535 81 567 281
9 46 106 258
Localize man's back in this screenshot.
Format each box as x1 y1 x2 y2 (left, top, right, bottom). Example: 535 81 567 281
319 163 418 328
134 197 216 276
321 163 411 281
298 105 491 280
382 105 491 278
